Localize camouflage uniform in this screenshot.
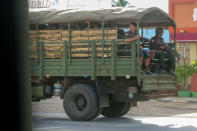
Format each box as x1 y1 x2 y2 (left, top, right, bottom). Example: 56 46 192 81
150 36 175 72
123 31 144 57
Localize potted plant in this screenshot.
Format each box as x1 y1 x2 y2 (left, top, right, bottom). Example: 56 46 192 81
176 62 196 97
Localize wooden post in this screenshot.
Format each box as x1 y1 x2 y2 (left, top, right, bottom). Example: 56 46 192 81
63 41 67 76
111 40 116 80
101 21 104 40
36 24 39 62
101 21 105 63
91 40 96 80
68 23 71 64
131 41 135 76
39 42 44 80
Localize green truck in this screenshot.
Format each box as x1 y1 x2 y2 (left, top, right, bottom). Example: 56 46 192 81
29 7 177 121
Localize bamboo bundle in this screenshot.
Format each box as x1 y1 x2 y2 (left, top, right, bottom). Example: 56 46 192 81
29 28 118 58
29 44 112 59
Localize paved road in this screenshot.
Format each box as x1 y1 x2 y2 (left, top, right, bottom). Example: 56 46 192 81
32 97 197 117
32 112 197 131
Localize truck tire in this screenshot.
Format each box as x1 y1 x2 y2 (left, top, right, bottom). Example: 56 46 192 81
63 84 99 121
101 101 131 118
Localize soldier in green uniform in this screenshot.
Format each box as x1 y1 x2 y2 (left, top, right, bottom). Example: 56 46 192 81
124 22 151 74
150 27 175 74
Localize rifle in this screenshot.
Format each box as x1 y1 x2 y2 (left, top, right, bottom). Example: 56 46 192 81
159 42 181 58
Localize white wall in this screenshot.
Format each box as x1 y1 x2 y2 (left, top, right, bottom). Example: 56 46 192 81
128 0 168 13
28 0 59 8
28 0 112 9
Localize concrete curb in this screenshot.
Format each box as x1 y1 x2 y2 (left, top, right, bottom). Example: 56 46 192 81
157 97 197 104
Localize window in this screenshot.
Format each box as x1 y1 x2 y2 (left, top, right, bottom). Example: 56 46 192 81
193 8 197 22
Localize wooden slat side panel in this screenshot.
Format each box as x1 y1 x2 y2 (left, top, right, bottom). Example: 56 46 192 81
31 57 137 77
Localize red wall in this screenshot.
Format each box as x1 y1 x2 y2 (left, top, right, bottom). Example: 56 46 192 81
191 73 197 91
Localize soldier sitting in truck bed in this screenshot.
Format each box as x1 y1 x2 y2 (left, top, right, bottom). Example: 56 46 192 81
125 22 151 74
150 27 179 74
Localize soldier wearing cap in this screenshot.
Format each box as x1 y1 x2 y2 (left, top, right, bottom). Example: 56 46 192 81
150 27 175 74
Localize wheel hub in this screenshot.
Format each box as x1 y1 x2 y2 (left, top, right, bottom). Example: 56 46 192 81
77 96 85 106
76 95 86 110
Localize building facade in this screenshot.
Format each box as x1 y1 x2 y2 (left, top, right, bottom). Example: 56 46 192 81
169 0 197 65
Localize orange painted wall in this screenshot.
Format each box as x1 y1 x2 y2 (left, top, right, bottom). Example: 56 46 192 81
174 3 197 28
169 0 197 33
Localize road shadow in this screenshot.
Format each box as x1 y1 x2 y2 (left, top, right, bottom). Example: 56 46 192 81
94 116 141 123
32 115 197 131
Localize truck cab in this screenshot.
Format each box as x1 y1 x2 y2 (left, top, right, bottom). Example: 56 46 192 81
29 7 177 121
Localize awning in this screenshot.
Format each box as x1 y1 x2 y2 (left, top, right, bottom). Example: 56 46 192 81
170 33 197 42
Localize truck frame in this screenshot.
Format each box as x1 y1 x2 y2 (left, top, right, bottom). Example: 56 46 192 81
29 7 177 121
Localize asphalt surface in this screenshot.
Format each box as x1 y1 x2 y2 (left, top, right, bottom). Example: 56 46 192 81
32 97 197 117
32 97 197 131
32 113 197 131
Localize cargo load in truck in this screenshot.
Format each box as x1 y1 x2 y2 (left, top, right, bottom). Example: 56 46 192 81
29 7 177 121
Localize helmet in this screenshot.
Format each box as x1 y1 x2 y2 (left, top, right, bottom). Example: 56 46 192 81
156 27 163 35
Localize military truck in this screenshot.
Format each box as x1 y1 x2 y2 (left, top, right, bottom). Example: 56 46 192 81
29 7 177 121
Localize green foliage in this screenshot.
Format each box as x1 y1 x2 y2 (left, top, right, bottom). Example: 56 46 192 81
116 2 121 6
192 60 197 70
113 0 129 7
176 61 197 90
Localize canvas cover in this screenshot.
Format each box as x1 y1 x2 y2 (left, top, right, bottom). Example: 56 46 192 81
29 7 175 26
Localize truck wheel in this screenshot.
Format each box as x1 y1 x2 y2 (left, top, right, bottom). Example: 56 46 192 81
63 84 99 121
101 101 131 118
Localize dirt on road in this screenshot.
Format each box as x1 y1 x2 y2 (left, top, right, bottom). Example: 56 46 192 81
32 96 197 117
